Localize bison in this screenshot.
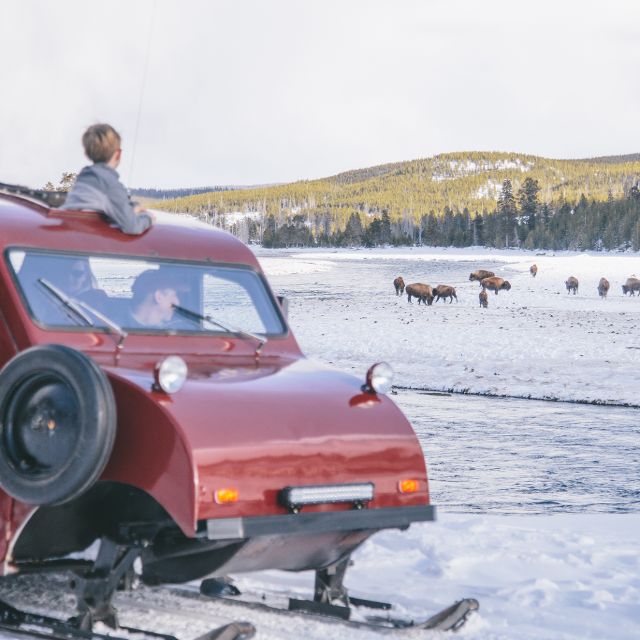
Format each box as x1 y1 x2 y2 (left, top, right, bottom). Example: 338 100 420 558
597 277 610 299
433 284 457 303
622 276 640 296
393 276 405 295
479 289 488 308
480 276 511 294
565 276 579 294
406 283 434 305
530 264 538 277
469 269 495 282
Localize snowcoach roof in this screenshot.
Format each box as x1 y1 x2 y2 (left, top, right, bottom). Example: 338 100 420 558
0 191 260 269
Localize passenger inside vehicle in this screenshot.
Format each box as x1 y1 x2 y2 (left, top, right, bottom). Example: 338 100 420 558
126 269 192 329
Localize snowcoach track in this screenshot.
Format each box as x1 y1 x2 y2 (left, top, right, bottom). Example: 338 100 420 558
150 584 478 636
0 567 477 639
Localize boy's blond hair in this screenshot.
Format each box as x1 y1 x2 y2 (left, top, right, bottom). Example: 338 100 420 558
82 124 121 163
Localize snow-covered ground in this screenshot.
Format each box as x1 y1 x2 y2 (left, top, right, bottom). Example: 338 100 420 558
245 247 639 639
257 247 640 406
1 248 637 640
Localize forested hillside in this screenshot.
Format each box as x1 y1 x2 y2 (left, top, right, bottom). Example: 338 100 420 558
155 152 640 250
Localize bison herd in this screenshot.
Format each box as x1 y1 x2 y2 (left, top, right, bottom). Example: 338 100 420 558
395 264 640 309
561 275 639 298
401 282 459 305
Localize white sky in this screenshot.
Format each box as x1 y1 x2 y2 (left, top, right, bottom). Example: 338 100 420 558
1 0 639 189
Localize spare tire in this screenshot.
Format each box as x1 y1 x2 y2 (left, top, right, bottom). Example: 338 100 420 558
0 345 116 505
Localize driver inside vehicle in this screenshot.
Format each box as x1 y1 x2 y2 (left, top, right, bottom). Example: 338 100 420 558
66 259 110 310
127 269 189 329
67 259 94 296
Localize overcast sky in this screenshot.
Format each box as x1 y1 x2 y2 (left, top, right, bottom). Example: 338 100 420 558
1 0 639 189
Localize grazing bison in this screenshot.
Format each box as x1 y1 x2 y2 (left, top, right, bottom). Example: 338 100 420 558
622 276 640 296
393 276 405 295
479 289 488 308
597 277 610 299
469 269 495 282
480 276 511 294
433 284 457 303
565 276 579 294
530 264 538 277
406 283 434 305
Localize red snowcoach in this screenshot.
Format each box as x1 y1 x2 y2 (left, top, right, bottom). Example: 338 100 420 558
0 185 476 638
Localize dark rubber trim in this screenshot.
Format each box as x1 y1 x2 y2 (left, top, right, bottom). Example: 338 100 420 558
205 505 435 540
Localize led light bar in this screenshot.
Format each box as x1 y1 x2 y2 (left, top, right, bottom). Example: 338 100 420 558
281 483 375 508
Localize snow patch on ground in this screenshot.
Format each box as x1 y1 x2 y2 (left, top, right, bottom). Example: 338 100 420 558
237 513 640 640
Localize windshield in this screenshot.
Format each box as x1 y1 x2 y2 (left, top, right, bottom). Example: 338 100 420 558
7 249 285 336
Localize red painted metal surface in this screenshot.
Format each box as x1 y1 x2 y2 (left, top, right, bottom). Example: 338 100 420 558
0 193 430 570
100 357 428 534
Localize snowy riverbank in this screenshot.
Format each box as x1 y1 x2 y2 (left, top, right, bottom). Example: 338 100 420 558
246 247 640 639
2 247 637 640
256 247 640 406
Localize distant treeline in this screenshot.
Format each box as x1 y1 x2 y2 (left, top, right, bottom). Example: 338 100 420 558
579 153 640 164
157 152 640 224
131 183 283 200
131 186 233 199
200 178 640 252
153 152 640 250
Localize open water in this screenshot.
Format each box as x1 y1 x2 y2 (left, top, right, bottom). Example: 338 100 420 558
258 248 640 517
396 389 640 515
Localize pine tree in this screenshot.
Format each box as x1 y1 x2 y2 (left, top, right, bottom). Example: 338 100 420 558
472 212 484 246
498 179 517 247
343 212 364 246
380 210 392 244
518 177 540 230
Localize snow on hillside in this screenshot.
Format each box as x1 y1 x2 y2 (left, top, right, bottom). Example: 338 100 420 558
431 158 535 182
475 179 503 199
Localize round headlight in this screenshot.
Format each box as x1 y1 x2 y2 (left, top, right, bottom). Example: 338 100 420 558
155 356 188 394
365 362 394 394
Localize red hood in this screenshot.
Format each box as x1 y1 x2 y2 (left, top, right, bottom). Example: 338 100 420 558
104 356 428 531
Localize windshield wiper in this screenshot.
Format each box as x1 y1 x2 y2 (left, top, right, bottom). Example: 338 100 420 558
38 279 128 359
38 278 93 326
172 304 267 357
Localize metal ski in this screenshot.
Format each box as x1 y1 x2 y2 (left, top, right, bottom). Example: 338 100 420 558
197 560 479 635
0 593 255 640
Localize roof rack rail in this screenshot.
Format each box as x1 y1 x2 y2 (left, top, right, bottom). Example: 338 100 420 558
0 181 67 208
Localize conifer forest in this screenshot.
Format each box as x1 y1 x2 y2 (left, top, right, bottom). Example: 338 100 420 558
152 152 640 251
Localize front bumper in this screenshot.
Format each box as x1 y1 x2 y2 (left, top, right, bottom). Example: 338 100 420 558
203 505 436 540
143 505 436 582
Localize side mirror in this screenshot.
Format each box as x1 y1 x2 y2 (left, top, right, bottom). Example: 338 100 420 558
277 295 289 320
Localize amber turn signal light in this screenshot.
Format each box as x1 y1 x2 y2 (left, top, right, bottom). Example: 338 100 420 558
214 488 239 504
398 479 419 494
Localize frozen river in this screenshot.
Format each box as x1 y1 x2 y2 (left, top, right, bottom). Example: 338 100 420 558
0 247 637 640
257 246 640 406
396 389 640 515
257 247 640 516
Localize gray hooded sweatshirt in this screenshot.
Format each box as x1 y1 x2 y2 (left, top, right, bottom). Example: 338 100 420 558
62 163 152 235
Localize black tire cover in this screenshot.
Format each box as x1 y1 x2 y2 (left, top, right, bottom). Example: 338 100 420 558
0 345 116 505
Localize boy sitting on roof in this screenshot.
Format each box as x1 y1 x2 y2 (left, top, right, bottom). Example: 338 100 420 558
62 123 153 235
